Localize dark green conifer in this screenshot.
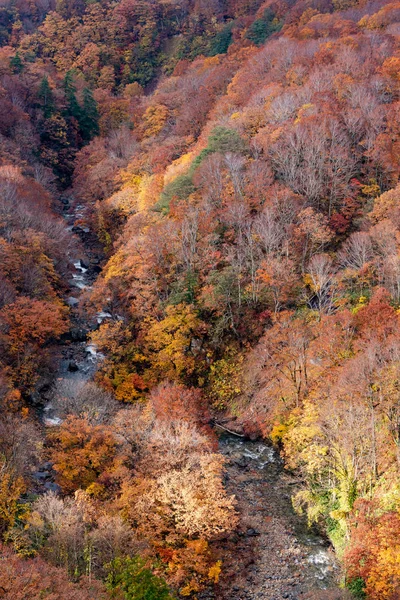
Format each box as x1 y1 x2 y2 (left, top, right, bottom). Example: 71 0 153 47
80 87 99 140
38 76 55 119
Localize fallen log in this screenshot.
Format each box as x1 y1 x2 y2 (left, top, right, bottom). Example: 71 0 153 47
214 421 245 437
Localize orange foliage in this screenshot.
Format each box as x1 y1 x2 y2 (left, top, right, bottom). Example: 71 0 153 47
345 500 400 599
48 417 120 494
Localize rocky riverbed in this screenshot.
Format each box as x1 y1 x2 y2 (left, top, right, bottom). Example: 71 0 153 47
33 194 349 600
215 435 350 600
32 194 106 491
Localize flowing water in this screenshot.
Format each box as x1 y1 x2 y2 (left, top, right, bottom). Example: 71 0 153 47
34 196 346 598
38 196 106 427
217 434 346 599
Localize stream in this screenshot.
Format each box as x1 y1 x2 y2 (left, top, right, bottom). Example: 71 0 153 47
40 197 106 427
216 435 347 600
33 195 346 598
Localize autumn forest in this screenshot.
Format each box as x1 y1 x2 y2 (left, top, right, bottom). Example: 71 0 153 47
1 0 400 597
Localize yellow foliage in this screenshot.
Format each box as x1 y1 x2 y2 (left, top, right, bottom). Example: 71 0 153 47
361 179 380 198
143 104 169 138
164 153 194 186
103 249 126 280
106 187 137 215
208 354 244 410
270 422 289 445
208 560 222 583
0 471 25 532
186 539 208 555
180 580 200 596
136 173 154 211
144 304 203 381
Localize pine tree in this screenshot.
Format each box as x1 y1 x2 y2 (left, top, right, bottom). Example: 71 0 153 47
63 70 81 122
38 76 55 119
80 87 99 141
10 52 23 74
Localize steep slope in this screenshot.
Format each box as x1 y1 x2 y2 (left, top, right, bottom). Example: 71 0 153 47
1 0 400 598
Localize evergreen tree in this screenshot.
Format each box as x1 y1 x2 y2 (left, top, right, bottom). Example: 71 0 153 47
63 70 82 122
38 76 55 119
246 9 282 46
209 23 233 57
80 87 99 141
10 52 23 73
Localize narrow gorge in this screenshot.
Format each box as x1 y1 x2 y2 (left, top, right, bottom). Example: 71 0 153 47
1 0 400 597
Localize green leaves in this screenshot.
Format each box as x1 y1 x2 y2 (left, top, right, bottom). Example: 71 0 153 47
245 9 282 46
107 557 175 600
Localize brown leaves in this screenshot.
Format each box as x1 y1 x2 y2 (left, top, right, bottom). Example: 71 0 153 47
0 543 110 599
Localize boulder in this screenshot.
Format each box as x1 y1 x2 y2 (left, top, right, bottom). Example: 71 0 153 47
44 482 62 494
67 296 79 307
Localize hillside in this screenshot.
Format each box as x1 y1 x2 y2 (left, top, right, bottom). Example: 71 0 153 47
1 0 400 598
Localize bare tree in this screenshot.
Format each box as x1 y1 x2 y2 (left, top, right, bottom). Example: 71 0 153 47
269 118 357 215
51 379 117 424
254 207 284 255
338 231 374 271
307 253 337 315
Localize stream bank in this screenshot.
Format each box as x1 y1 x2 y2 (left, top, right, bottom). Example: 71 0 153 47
215 435 349 600
31 194 106 492
32 195 348 599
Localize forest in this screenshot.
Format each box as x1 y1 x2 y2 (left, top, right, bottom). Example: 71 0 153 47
1 0 400 597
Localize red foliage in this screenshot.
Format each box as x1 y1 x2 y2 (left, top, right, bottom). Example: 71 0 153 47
0 544 110 600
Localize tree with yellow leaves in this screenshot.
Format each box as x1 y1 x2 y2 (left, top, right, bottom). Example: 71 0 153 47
144 304 206 382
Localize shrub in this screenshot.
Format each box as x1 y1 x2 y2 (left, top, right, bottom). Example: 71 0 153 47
107 556 175 600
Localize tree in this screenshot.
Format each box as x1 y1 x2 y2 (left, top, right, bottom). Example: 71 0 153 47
0 543 109 600
9 52 23 73
63 70 82 122
269 119 356 216
144 304 206 382
48 416 119 494
80 87 99 141
345 500 400 600
207 126 246 155
246 9 282 46
338 232 373 272
0 297 68 392
148 381 209 427
0 468 25 534
293 208 334 272
38 76 55 119
305 253 336 315
257 256 299 312
209 23 233 56
142 104 169 138
154 454 237 538
51 379 118 424
107 556 175 600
